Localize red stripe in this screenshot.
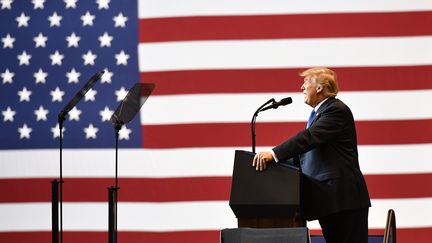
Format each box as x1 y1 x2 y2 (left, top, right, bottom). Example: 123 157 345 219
0 177 231 202
365 174 432 199
0 231 219 243
1 228 431 243
142 119 432 148
1 173 431 202
139 12 432 42
141 66 432 95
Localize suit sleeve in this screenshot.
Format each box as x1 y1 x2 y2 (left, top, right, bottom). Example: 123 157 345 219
273 102 351 161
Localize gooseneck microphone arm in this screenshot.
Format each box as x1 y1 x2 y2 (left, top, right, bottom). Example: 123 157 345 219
251 98 275 153
260 97 292 112
251 97 293 153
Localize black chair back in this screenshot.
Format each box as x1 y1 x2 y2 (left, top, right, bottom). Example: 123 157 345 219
383 209 396 243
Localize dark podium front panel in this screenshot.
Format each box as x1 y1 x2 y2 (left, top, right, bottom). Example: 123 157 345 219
221 227 309 243
229 150 304 227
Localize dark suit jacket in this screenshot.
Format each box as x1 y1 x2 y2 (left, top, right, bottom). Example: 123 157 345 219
273 97 371 220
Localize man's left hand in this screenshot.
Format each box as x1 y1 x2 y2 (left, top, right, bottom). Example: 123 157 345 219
252 151 274 171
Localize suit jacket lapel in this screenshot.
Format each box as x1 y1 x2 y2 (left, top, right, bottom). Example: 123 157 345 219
311 97 335 126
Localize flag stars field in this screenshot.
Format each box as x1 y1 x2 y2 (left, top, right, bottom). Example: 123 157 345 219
50 123 64 138
18 123 32 139
34 68 48 84
49 51 64 66
66 68 80 83
98 32 113 47
31 0 45 10
84 123 99 139
2 106 16 122
16 12 30 27
64 0 77 9
2 33 15 48
0 0 13 10
81 11 96 27
99 106 114 122
66 32 80 48
17 51 31 66
118 125 132 140
101 68 113 83
48 11 62 27
50 87 64 102
33 33 48 47
1 69 14 84
34 105 48 121
84 88 97 102
18 87 32 102
82 50 97 65
97 0 111 10
1 0 136 147
113 12 127 27
115 50 129 65
115 86 128 101
68 107 82 121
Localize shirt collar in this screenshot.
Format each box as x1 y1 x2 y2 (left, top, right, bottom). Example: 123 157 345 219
314 97 329 112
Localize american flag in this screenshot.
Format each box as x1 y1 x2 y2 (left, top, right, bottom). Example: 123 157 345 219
1 0 432 243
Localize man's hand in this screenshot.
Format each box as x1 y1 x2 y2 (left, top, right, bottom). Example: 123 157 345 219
252 151 274 171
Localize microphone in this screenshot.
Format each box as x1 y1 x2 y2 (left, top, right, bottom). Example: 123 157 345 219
58 70 105 121
251 97 292 153
260 97 292 112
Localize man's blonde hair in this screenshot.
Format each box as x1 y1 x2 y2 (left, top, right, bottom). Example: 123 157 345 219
300 67 339 97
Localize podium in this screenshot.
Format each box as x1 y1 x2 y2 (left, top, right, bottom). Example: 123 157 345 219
229 150 305 228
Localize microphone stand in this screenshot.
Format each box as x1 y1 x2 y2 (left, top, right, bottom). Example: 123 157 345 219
107 83 155 243
251 98 275 153
52 71 104 243
51 114 65 243
108 121 122 243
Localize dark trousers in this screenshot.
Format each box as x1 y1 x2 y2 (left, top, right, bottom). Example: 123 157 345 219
318 207 369 243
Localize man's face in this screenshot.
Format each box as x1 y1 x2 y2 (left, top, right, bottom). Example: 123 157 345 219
301 75 320 107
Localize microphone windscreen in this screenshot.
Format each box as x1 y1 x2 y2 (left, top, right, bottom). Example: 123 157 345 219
280 97 292 105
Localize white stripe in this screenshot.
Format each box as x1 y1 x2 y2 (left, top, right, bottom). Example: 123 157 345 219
138 36 432 71
307 198 432 229
141 90 432 125
1 144 432 178
1 198 431 231
139 0 432 18
358 144 432 175
0 201 235 232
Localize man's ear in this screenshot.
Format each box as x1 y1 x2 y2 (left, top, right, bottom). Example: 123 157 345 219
316 84 323 94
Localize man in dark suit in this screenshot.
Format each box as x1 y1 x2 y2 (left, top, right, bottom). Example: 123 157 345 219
253 67 371 243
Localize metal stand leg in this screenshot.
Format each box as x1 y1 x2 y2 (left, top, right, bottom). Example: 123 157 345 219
108 186 118 243
51 180 59 243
